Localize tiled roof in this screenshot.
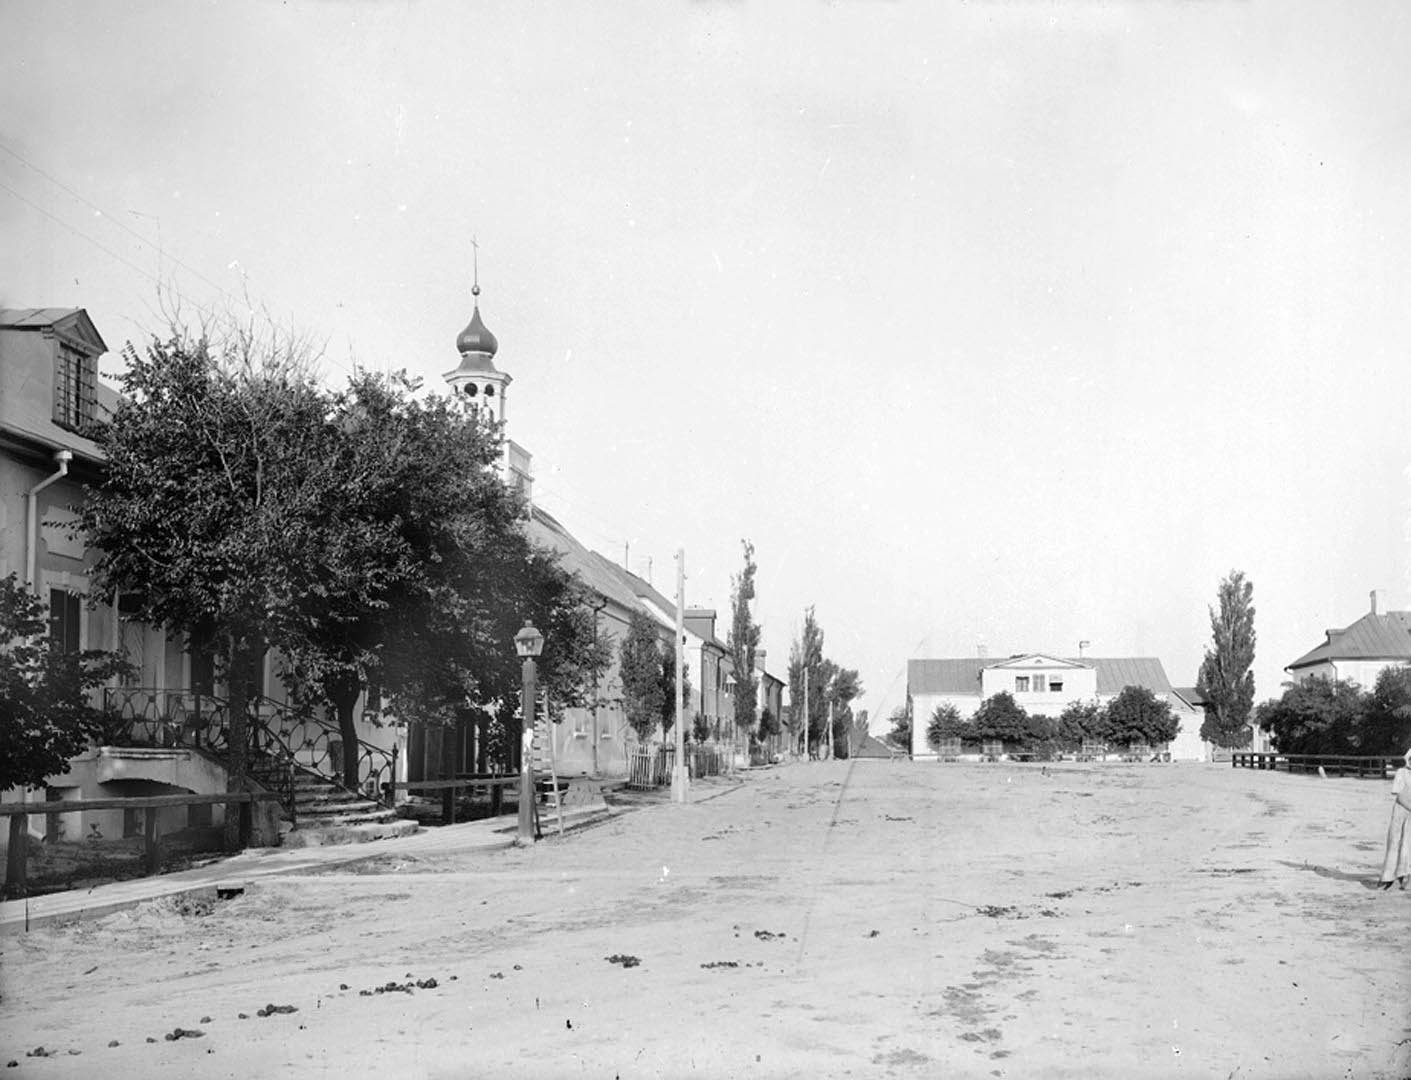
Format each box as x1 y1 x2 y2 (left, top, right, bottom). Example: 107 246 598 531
908 655 1172 697
1286 611 1411 670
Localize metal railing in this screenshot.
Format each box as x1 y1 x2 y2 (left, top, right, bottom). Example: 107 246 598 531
102 688 397 807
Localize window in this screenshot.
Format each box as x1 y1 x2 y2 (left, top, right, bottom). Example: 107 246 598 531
1033 674 1047 693
465 384 478 397
484 385 495 397
1014 676 1030 692
1049 677 1064 693
48 589 81 653
53 347 97 432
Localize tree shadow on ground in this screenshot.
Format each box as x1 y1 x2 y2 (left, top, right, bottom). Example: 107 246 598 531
1275 860 1381 890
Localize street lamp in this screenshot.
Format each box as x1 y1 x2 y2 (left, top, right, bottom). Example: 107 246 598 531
515 620 544 844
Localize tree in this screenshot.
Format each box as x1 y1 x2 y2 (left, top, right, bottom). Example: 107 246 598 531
757 705 780 741
0 575 127 793
1104 685 1179 748
1057 700 1107 751
926 703 965 750
82 325 345 842
620 610 666 745
1364 668 1411 757
1255 677 1368 755
971 692 1030 744
825 664 863 759
726 540 761 744
83 323 610 804
787 608 825 755
1196 570 1257 748
657 639 690 738
886 702 912 751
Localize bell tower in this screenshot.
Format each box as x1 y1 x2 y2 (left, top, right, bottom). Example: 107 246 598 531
444 242 510 426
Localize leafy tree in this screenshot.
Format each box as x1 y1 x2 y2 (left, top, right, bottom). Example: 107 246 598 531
757 705 780 741
82 325 344 840
825 664 863 759
620 609 665 745
83 325 609 805
1255 677 1367 755
657 640 690 738
1057 700 1106 750
1196 570 1257 748
971 692 1029 744
0 575 128 792
692 711 711 744
926 703 965 750
1023 714 1060 759
726 540 761 742
885 703 912 751
787 608 825 754
1364 668 1411 757
1104 685 1179 748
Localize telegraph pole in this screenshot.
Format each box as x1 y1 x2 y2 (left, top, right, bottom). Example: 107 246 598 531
802 664 809 760
829 698 836 761
671 548 689 803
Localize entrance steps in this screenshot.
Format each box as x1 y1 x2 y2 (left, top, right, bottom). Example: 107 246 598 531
281 772 417 848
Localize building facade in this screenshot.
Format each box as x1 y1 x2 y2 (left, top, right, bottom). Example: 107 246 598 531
907 652 1206 761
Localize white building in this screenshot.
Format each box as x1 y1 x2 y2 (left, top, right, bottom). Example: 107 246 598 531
1285 590 1411 689
907 652 1206 761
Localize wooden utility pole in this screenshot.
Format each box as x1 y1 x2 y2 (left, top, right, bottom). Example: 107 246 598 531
802 664 810 760
829 698 836 761
671 548 688 803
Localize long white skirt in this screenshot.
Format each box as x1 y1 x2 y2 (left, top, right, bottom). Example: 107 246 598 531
1380 801 1411 883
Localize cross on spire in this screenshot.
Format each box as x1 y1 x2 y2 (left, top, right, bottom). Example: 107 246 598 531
471 236 480 298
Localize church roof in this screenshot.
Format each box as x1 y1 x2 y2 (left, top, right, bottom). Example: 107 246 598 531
455 304 498 358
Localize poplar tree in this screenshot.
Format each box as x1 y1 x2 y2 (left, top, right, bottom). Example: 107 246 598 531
727 540 761 746
1196 570 1257 748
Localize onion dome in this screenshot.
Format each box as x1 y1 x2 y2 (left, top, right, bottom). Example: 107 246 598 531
455 293 499 357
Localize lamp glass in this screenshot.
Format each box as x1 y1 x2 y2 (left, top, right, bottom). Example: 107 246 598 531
515 621 544 658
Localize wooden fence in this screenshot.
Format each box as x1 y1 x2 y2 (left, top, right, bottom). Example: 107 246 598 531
1231 752 1400 778
2 791 284 899
626 746 678 791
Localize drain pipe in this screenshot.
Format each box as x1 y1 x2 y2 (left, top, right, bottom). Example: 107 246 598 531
26 449 73 595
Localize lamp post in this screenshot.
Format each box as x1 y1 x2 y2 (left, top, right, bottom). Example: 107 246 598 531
515 620 544 844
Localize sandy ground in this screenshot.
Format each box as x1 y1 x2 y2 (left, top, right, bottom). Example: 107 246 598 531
2 760 1410 1080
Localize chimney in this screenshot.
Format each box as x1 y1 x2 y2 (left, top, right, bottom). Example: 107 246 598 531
1371 589 1381 616
976 636 988 660
755 648 767 674
1078 640 1090 658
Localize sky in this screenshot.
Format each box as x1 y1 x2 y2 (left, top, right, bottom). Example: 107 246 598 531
4 1 1410 727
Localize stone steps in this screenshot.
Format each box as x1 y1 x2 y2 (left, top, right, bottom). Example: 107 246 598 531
281 772 416 848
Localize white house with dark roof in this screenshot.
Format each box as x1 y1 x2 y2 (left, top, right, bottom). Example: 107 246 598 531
907 652 1207 761
1286 590 1411 689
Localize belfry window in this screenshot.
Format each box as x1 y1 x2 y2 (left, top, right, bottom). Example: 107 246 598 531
484 385 495 397
465 384 478 397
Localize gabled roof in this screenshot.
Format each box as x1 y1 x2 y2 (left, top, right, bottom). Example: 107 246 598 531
907 655 1172 697
1286 611 1411 670
851 732 897 759
988 653 1088 671
0 307 107 353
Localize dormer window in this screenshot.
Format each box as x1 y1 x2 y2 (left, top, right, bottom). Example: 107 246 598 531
53 345 97 432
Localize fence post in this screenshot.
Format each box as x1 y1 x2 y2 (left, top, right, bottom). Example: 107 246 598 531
4 814 28 899
143 806 160 874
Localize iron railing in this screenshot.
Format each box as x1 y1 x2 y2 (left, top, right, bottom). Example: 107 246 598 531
102 687 396 807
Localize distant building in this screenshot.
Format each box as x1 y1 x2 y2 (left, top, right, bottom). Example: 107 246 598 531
907 652 1206 761
1286 590 1411 689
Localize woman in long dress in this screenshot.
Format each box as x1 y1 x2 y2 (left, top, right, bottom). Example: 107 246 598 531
1378 748 1411 891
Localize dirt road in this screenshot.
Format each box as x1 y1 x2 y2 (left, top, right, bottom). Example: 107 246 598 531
3 761 1409 1078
